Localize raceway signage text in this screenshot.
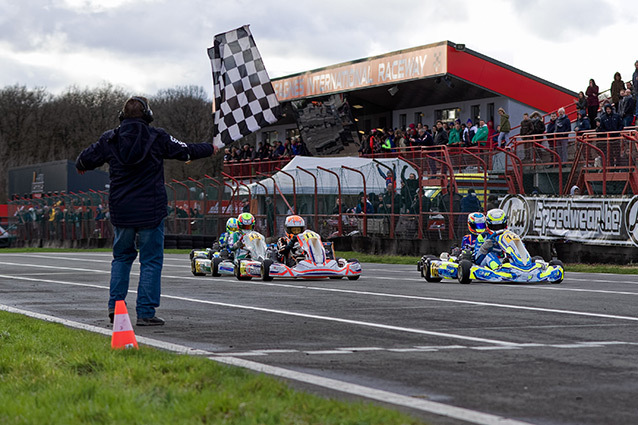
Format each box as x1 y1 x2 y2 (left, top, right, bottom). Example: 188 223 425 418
500 195 638 247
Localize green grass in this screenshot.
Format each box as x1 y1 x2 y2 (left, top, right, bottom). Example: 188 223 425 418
0 311 426 425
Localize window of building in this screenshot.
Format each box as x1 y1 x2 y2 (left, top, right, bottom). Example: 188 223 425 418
379 116 387 130
471 105 481 123
262 131 279 144
487 103 495 124
399 114 407 130
414 112 423 125
435 107 461 123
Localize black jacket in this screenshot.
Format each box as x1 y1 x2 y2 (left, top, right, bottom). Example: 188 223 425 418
599 111 624 132
76 118 213 228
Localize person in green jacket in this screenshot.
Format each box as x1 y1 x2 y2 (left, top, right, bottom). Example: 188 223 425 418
447 121 463 146
471 119 489 146
497 107 511 147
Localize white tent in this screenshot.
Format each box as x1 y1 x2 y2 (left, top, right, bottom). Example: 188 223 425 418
242 156 419 196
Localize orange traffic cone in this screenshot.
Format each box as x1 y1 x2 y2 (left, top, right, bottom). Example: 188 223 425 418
111 300 138 349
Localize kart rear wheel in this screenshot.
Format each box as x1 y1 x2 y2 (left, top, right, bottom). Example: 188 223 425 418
347 275 360 280
423 255 442 283
189 249 195 260
329 276 343 280
261 259 273 281
532 255 544 263
549 259 564 284
458 259 473 284
212 257 223 277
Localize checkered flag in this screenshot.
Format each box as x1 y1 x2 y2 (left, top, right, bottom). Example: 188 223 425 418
208 25 282 148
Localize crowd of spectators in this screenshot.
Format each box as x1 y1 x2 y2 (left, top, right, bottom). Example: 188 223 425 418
223 137 311 163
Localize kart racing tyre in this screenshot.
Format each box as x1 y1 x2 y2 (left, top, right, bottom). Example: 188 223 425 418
235 260 252 281
549 259 564 284
347 275 360 281
423 255 442 283
532 256 544 263
458 259 473 284
212 257 223 277
191 260 205 277
189 249 195 260
261 259 273 281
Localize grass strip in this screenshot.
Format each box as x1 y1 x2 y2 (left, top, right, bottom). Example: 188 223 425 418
0 311 426 425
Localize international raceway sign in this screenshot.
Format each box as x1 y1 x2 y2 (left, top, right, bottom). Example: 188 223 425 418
500 195 638 247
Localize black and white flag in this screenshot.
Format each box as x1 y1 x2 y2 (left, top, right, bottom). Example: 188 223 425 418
208 25 281 148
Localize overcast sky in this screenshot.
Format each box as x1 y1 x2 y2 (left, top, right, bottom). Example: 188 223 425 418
1 0 636 100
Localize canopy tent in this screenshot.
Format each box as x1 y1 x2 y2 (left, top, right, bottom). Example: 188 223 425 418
242 156 419 196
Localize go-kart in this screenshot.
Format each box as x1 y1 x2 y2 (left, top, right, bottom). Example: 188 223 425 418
190 247 217 276
262 230 362 281
418 229 564 284
211 230 271 281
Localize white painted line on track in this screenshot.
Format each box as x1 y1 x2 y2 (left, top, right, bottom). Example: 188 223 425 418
212 356 536 425
0 273 520 346
0 303 535 425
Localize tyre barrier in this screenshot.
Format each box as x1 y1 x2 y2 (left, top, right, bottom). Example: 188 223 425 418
165 234 217 250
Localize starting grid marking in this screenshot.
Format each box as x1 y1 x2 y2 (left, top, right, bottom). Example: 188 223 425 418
215 341 638 357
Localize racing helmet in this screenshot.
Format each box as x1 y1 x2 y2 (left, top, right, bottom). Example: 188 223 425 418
237 212 255 232
284 215 306 238
467 212 486 235
226 217 239 233
486 208 508 234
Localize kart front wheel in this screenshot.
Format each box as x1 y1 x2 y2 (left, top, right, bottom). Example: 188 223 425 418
423 255 442 283
235 261 252 281
549 259 564 284
191 260 205 276
212 257 223 277
261 259 273 281
458 260 473 284
347 275 360 280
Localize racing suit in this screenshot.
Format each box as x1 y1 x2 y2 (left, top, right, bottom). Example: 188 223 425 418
278 234 306 266
218 231 240 258
474 232 504 270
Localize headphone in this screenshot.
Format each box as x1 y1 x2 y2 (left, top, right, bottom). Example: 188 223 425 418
118 96 154 124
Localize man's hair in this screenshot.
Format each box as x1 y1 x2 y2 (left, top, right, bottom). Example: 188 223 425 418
121 96 150 120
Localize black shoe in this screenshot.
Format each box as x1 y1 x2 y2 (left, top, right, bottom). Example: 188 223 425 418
136 316 165 326
108 308 115 324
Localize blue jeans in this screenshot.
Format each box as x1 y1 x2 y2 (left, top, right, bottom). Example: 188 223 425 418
109 220 164 318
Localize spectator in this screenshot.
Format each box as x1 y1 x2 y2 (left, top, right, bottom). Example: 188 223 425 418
471 119 489 146
497 108 511 147
331 198 347 215
395 130 407 149
223 147 233 162
610 72 625 108
239 143 253 161
460 188 482 213
413 188 431 215
574 91 587 112
438 185 461 213
600 104 624 132
574 110 591 134
447 121 462 146
379 183 401 215
75 96 213 326
463 119 476 145
380 129 395 152
555 107 571 163
486 194 499 211
520 113 533 139
377 164 396 189
271 140 285 159
355 194 374 214
586 79 600 128
401 165 419 213
619 89 636 127
434 120 449 145
570 185 581 196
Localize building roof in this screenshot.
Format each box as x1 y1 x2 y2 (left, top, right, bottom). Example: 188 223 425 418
271 41 577 113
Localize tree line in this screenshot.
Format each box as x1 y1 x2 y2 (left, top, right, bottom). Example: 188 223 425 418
0 84 223 203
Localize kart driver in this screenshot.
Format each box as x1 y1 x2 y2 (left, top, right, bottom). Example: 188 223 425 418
451 212 486 261
461 212 487 251
231 212 256 258
474 208 508 269
217 217 240 257
277 215 307 265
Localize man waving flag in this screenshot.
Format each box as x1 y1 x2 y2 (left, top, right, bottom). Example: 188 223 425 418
208 25 282 149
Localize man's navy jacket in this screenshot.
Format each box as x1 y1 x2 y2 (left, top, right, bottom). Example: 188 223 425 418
76 118 214 228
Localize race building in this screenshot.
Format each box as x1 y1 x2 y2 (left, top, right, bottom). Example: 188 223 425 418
258 40 577 155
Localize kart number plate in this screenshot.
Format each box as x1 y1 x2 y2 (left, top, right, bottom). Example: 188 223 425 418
430 265 439 277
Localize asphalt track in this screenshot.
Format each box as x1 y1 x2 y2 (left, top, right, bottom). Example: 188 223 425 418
1 252 637 425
